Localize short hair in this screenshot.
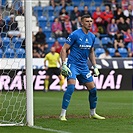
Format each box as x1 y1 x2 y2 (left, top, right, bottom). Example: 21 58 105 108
81 15 92 21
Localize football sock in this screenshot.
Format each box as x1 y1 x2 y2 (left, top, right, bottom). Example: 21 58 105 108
60 109 66 116
59 76 65 90
89 87 97 109
44 79 49 91
90 108 96 116
62 84 75 109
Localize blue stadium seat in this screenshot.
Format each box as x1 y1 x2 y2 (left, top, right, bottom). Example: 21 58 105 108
78 6 84 11
43 26 52 38
2 37 10 50
4 48 15 58
72 0 81 6
101 37 112 46
95 48 105 57
38 16 47 28
54 6 62 16
57 37 66 46
94 37 101 48
33 6 43 17
43 6 54 17
118 48 128 57
46 37 55 48
89 6 96 14
107 48 115 57
0 49 3 58
12 37 24 49
48 16 55 27
16 48 25 58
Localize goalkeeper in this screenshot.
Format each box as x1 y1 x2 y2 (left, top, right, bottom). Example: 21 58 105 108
59 15 105 121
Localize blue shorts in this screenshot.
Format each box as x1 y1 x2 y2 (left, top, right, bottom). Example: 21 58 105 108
67 63 93 84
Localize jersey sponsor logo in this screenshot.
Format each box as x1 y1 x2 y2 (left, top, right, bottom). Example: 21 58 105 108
79 44 91 49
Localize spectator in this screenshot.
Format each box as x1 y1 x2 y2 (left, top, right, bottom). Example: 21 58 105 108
63 15 72 38
90 23 100 38
121 0 129 10
114 31 124 50
59 7 69 23
0 14 7 33
75 16 82 29
122 29 133 47
35 27 47 45
113 49 121 57
7 14 21 38
102 5 113 30
52 17 63 39
92 7 104 34
49 0 60 8
80 5 91 17
117 17 130 32
37 44 48 58
60 0 67 8
113 7 125 24
99 49 112 59
52 40 62 54
33 49 41 58
70 6 81 28
107 18 118 39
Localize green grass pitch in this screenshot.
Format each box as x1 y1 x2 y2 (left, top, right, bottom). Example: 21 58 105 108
0 90 133 133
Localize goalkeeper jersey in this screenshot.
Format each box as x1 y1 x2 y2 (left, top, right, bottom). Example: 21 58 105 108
66 28 95 67
44 52 60 68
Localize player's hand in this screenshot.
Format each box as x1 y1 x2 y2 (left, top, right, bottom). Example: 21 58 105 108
93 65 100 77
61 62 72 77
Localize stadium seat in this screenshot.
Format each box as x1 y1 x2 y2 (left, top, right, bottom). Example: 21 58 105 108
94 37 101 48
43 26 52 38
118 48 128 57
107 48 115 57
66 6 74 13
46 37 55 48
57 37 66 46
4 48 15 58
12 37 24 49
0 49 3 58
16 48 25 58
48 16 55 27
95 48 105 57
43 6 54 17
54 6 62 16
33 6 43 17
101 37 112 47
2 37 11 50
38 16 47 28
72 0 81 6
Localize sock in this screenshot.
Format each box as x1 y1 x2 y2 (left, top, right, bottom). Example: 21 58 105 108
89 87 97 110
44 79 49 91
62 84 75 109
59 75 65 90
90 108 96 116
60 109 66 117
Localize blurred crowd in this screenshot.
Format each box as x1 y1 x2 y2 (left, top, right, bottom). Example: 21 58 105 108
0 0 133 58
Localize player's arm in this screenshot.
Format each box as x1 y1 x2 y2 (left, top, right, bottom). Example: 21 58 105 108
89 47 100 76
60 43 70 64
60 43 71 77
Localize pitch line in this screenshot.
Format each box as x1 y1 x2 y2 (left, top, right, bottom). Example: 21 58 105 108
31 125 71 133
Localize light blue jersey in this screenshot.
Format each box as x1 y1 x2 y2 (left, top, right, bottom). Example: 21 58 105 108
66 28 95 67
65 28 95 83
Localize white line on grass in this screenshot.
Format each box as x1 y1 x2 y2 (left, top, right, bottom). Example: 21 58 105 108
31 125 71 133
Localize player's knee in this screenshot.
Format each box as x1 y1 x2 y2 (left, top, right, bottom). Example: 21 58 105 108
66 84 75 95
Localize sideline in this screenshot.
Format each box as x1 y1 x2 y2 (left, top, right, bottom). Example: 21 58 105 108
31 125 71 133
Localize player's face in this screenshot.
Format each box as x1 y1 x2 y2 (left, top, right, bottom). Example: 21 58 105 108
82 17 93 31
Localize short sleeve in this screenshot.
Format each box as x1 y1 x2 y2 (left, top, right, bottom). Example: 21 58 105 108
65 32 76 46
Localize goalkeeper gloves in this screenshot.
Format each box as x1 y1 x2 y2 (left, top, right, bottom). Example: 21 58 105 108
61 62 72 77
93 65 100 77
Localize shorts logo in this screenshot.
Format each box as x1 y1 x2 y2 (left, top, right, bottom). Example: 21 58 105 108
86 72 91 78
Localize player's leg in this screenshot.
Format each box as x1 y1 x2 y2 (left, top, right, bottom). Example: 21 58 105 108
59 63 77 121
44 68 51 92
58 75 65 90
59 79 76 121
85 81 105 119
44 75 50 92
